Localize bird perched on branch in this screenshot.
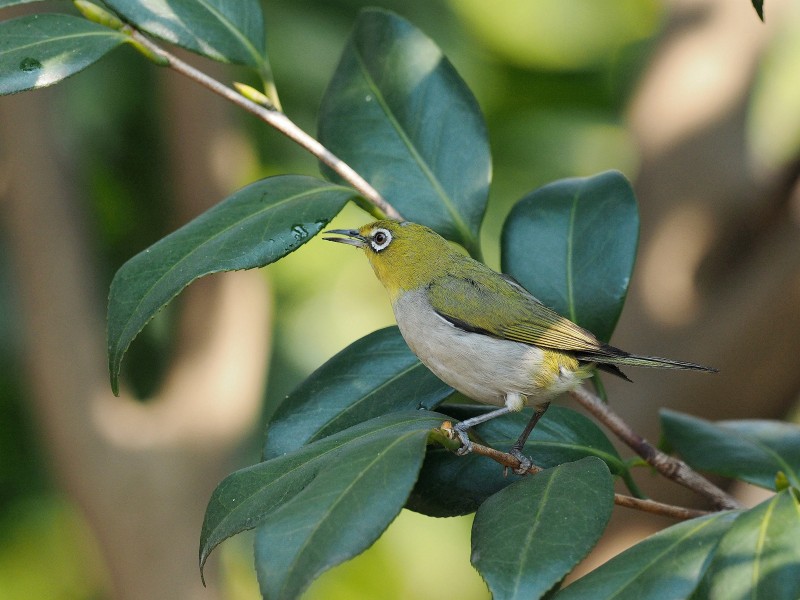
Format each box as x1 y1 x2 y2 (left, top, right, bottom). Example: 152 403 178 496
325 220 715 471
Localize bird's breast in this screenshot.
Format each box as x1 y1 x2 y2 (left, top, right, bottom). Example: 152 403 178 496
392 290 579 406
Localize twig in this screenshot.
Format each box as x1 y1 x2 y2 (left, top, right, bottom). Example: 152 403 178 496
124 27 402 221
437 424 712 521
569 387 741 510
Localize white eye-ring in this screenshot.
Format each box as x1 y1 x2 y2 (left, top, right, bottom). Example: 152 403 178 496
370 228 392 252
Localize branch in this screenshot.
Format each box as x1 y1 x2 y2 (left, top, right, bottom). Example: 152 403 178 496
124 26 403 222
569 387 741 510
437 423 712 521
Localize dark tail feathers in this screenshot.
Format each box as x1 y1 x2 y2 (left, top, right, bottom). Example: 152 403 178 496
576 344 717 374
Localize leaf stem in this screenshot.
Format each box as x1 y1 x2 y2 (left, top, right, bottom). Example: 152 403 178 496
123 26 402 221
569 387 742 510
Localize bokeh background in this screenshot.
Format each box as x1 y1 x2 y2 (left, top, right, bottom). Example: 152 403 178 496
2 0 799 598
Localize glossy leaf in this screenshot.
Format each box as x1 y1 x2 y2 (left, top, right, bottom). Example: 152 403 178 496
407 405 627 517
0 14 127 96
264 326 453 460
501 171 638 342
556 511 739 599
661 409 800 490
104 0 266 68
108 175 356 394
199 411 442 596
471 457 614 600
696 489 800 599
318 8 490 256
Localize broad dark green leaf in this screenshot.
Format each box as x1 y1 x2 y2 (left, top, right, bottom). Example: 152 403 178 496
752 0 765 21
501 171 638 342
264 326 453 460
104 0 266 68
471 457 614 600
407 405 627 517
661 409 800 490
108 175 356 394
199 411 442 597
0 14 127 95
695 489 800 599
556 511 739 599
318 8 490 256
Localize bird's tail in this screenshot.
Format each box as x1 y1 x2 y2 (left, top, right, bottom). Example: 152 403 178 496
575 344 717 373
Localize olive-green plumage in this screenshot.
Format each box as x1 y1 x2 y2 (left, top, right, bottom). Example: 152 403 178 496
325 219 714 463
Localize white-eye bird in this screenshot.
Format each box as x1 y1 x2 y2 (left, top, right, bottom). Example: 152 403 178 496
325 220 715 471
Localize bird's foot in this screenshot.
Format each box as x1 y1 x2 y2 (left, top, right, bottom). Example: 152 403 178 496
509 447 533 475
453 425 473 456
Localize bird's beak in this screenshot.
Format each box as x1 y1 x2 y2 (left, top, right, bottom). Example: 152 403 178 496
323 229 367 248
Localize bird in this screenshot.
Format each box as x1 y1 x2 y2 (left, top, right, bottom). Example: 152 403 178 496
324 220 715 472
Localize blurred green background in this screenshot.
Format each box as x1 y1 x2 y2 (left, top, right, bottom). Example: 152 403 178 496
2 0 799 598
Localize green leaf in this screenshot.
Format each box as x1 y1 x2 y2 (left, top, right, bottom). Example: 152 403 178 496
661 409 800 490
0 14 127 95
501 171 638 342
318 8 490 256
407 405 628 517
199 411 442 596
107 175 356 395
264 326 453 460
104 0 266 68
471 457 614 600
752 0 765 21
696 489 800 599
555 511 739 599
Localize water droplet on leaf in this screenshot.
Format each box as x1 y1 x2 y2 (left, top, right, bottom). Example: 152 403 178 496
19 57 42 72
291 224 308 241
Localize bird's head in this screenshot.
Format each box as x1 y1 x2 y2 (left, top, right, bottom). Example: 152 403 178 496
324 220 454 298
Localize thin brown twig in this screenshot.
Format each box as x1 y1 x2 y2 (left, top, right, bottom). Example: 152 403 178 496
125 27 403 222
569 387 741 510
436 424 713 521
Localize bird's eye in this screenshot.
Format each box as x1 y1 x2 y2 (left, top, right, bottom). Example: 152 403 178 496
370 228 392 252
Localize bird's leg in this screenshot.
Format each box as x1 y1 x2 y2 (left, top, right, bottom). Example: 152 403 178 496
509 401 551 475
453 406 514 456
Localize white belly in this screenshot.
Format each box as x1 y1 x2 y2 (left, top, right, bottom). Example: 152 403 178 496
392 290 581 408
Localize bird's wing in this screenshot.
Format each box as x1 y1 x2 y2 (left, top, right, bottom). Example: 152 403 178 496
427 270 603 353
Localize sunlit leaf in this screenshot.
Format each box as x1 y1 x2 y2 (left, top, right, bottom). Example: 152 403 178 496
471 457 614 600
556 511 739 599
661 410 800 490
501 170 638 342
104 0 266 68
407 405 627 517
107 175 356 394
318 8 490 256
0 14 126 95
696 490 800 599
199 411 442 597
264 326 453 460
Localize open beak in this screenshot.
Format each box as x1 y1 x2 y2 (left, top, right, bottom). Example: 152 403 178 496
323 229 367 248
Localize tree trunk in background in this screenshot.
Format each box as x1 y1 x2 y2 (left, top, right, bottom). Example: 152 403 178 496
0 58 271 599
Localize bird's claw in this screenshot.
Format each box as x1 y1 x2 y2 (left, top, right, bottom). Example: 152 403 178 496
454 426 473 456
510 448 533 475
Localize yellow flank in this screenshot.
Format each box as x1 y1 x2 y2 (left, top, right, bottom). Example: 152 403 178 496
534 350 580 389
